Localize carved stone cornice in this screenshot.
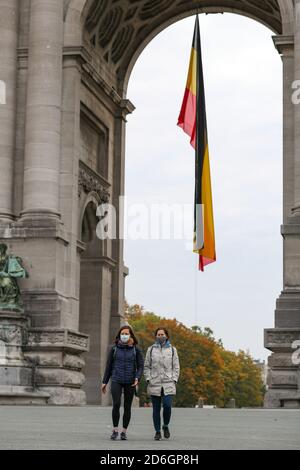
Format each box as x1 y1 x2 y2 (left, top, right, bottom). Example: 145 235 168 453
81 61 135 116
26 328 89 353
78 161 111 203
265 328 300 352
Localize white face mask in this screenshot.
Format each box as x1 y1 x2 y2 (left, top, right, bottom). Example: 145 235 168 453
120 334 130 344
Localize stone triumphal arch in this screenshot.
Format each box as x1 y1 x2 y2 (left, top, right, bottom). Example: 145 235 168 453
0 0 299 407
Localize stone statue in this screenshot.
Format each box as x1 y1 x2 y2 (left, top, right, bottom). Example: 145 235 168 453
0 244 28 312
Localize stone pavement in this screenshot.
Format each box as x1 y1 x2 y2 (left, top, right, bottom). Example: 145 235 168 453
0 407 299 450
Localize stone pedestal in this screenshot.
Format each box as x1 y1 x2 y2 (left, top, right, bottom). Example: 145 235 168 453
265 217 300 407
24 328 89 405
264 327 300 408
0 310 49 404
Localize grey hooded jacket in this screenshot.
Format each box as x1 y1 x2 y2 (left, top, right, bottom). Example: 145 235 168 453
144 341 180 396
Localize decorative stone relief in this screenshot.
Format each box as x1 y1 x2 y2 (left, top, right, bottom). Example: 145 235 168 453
0 325 24 345
28 329 89 352
267 332 300 345
78 165 110 203
28 331 65 346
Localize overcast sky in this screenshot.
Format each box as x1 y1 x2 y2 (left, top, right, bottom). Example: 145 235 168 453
124 13 283 361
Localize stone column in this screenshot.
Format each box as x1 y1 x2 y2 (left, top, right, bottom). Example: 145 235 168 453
272 36 295 224
13 0 31 217
280 9 300 301
265 34 300 409
0 0 19 221
293 0 300 215
22 0 63 219
110 100 135 338
60 48 84 329
272 36 295 296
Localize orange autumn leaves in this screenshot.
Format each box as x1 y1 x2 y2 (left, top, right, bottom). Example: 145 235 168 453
125 302 265 408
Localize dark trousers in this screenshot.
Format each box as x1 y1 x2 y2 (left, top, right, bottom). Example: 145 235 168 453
151 390 173 432
111 381 135 429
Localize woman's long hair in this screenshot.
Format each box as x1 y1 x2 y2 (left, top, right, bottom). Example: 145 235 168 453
115 325 138 345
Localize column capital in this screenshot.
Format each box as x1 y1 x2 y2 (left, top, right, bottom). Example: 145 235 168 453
273 35 294 56
118 99 136 120
63 45 92 67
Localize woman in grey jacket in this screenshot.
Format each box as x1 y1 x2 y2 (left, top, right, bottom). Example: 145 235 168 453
144 328 180 441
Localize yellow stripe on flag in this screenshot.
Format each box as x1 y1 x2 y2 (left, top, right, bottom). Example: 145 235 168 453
197 145 216 261
186 48 197 96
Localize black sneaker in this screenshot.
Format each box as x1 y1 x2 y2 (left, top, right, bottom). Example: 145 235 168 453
120 432 127 441
154 431 162 441
163 426 170 439
110 431 119 440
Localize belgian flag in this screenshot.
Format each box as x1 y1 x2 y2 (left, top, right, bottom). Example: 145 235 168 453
177 16 216 272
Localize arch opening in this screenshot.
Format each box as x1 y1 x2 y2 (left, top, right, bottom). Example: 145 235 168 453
124 13 283 362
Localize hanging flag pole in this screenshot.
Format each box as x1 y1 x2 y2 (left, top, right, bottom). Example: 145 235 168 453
177 15 216 272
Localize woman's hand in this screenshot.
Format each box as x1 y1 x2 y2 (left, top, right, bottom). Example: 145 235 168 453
132 378 139 387
101 384 107 394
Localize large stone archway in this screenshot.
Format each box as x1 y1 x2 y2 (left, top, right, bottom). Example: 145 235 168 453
0 0 299 407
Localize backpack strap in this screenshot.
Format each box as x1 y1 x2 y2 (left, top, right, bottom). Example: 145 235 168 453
149 345 155 368
133 346 137 373
171 346 174 371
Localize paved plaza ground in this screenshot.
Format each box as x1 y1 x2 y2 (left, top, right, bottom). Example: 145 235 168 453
0 406 300 450
0 407 299 450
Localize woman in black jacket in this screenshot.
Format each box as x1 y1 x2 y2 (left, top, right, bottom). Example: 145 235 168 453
102 325 144 441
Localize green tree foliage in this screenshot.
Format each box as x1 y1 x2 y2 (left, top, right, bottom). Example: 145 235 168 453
125 301 265 408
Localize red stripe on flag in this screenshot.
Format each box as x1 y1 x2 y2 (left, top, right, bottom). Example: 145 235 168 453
177 88 197 149
199 255 216 272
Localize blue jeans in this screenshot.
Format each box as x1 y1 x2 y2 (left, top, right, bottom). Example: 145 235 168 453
151 389 173 432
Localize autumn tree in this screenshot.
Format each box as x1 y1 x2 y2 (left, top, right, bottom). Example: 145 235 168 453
125 301 264 408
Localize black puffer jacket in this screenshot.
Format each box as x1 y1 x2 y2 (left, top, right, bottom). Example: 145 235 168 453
102 342 144 385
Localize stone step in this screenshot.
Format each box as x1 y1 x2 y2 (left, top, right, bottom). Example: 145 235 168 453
0 386 50 405
281 398 300 409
